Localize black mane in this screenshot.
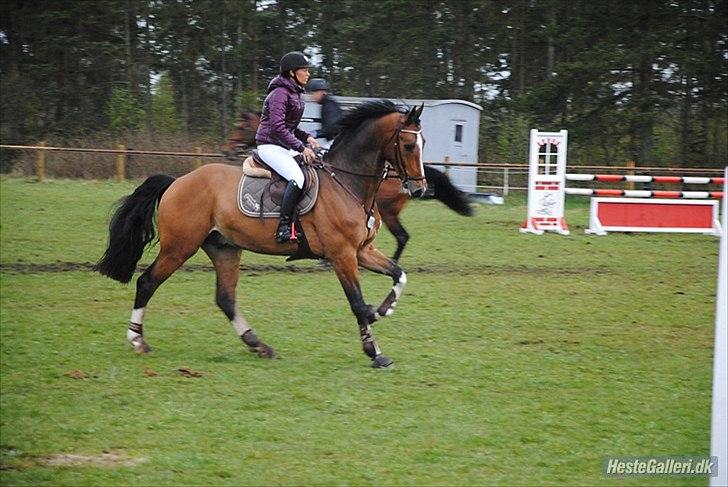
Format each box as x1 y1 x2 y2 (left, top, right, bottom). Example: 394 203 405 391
329 100 403 151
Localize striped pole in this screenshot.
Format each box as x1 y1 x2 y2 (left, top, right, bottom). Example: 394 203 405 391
566 174 725 185
566 188 725 199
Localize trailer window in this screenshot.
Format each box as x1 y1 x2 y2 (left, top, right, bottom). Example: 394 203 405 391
454 124 463 143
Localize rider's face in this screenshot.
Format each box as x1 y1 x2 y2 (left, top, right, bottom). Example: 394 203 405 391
292 67 310 86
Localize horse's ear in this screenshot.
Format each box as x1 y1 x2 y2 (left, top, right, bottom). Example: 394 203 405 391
404 106 415 124
405 103 424 125
415 103 424 122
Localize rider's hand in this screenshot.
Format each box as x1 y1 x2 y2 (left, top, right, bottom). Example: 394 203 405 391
307 136 321 150
301 147 315 163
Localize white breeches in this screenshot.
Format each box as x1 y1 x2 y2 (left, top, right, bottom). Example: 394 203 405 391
257 144 305 187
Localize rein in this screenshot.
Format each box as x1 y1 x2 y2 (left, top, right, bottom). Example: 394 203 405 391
316 158 390 228
318 160 385 180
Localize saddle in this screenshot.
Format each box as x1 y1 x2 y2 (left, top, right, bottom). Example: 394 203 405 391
237 150 319 218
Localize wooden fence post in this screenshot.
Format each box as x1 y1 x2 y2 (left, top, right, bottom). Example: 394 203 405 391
116 144 126 182
503 164 510 196
626 159 635 190
36 141 46 182
194 146 202 170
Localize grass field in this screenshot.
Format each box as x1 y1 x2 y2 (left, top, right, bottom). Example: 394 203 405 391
0 176 720 485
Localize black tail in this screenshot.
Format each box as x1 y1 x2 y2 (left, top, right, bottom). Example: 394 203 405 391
424 165 473 216
94 174 176 283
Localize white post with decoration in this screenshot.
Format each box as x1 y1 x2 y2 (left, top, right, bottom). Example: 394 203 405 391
520 129 569 235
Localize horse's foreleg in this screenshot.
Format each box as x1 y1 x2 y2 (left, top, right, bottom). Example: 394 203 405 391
357 244 407 319
331 251 393 368
202 233 274 358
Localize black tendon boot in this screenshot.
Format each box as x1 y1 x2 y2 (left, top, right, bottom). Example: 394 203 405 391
275 180 303 243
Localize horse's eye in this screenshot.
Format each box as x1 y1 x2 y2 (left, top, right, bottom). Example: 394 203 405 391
404 144 415 152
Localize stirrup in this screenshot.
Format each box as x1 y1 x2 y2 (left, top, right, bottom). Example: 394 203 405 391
275 220 296 243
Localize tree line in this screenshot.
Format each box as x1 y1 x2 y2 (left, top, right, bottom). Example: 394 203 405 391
1 0 726 168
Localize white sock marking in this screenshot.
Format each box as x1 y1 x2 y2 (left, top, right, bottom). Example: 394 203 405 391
393 271 407 299
127 329 142 344
127 308 145 344
231 315 251 336
130 308 145 324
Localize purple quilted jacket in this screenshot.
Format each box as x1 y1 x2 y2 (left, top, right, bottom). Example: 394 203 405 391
255 75 312 151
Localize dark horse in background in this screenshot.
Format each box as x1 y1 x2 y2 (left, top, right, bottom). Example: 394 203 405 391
223 109 473 262
96 101 427 368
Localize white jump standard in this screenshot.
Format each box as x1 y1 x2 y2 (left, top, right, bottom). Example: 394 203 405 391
520 129 570 235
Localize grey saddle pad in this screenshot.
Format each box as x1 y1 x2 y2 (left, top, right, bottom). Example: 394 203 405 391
237 170 319 218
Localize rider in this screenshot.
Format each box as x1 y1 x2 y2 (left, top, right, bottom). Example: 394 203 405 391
307 78 342 146
255 51 320 243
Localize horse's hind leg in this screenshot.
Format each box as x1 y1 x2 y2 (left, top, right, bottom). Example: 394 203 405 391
201 232 274 358
357 244 407 319
128 248 194 353
381 209 409 263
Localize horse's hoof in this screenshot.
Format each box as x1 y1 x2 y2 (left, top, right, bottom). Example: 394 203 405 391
377 304 396 317
255 344 276 359
366 305 380 324
132 339 152 354
371 355 394 368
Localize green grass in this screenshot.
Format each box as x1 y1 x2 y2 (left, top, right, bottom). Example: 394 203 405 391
0 176 719 485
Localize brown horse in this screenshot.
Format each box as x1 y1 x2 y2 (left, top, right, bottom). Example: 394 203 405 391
221 109 260 157
222 110 473 262
96 101 427 368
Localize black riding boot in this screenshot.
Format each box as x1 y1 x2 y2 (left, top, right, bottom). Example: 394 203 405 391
275 180 303 243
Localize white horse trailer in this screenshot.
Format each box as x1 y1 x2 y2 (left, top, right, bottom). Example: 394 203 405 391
300 96 483 195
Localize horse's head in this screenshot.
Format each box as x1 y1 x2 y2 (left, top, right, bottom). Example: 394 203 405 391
327 100 428 198
385 104 427 198
221 111 260 161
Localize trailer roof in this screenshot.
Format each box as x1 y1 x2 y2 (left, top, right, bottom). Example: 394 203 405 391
306 95 483 112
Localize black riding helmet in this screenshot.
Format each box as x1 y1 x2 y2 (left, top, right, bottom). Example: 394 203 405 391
307 78 329 92
280 51 310 74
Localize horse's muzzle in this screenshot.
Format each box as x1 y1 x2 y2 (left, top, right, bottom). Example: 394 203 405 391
407 179 427 199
